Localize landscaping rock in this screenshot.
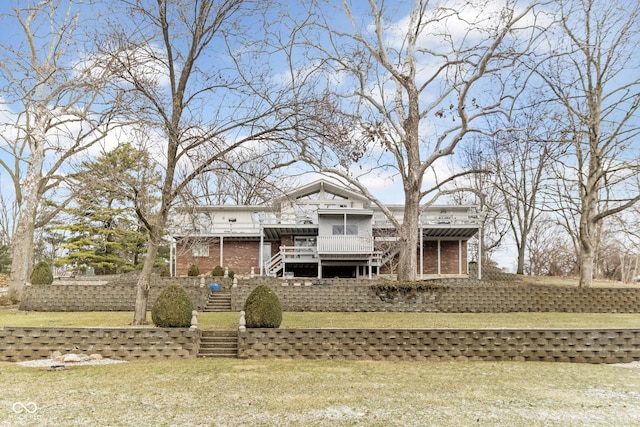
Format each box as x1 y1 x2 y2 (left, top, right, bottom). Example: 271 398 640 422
63 353 83 363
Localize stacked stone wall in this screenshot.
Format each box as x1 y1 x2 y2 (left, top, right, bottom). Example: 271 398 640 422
230 280 640 313
239 328 640 364
0 327 199 362
19 277 212 312
18 276 640 314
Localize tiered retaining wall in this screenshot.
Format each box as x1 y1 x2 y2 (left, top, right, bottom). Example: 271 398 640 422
19 277 216 311
18 277 640 313
238 328 640 364
230 281 640 313
0 327 200 362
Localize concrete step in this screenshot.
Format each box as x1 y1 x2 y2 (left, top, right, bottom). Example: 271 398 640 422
198 331 238 358
203 291 232 312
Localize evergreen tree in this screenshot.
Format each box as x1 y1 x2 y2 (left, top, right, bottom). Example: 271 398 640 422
54 144 162 274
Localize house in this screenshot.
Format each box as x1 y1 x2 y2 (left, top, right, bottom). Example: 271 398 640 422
169 179 483 279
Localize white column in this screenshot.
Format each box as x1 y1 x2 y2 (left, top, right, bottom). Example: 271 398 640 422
259 228 264 276
219 236 224 267
478 228 483 280
169 239 174 277
459 240 463 275
437 239 441 276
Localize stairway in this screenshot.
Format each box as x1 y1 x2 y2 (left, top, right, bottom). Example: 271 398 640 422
204 291 232 312
198 330 238 358
374 247 400 268
265 251 284 276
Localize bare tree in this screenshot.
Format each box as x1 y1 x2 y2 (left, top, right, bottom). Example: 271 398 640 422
278 0 549 281
179 149 296 206
98 0 291 324
536 0 640 287
0 0 115 298
526 215 577 276
484 102 559 274
451 137 510 267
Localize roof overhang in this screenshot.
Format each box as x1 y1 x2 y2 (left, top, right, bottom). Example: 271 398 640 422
262 224 319 240
421 226 479 239
317 208 374 216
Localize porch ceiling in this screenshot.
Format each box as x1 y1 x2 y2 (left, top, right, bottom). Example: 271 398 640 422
422 227 479 238
262 225 319 240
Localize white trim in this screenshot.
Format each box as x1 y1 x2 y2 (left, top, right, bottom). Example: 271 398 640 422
219 236 224 266
437 239 441 276
459 240 463 275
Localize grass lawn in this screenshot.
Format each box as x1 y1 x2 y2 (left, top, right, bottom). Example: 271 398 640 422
1 309 640 330
2 358 640 426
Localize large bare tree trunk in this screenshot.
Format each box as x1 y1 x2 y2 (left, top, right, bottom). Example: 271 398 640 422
133 229 162 325
398 190 420 282
578 186 598 287
8 135 45 299
8 214 37 298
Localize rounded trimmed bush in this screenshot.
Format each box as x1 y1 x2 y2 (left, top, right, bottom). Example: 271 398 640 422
212 265 224 277
151 284 194 328
30 261 53 285
243 285 282 328
187 264 200 277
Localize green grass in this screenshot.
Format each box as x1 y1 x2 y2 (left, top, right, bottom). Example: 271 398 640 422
2 358 640 426
1 309 639 330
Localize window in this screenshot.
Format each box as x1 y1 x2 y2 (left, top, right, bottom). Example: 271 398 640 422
192 243 209 257
332 224 358 235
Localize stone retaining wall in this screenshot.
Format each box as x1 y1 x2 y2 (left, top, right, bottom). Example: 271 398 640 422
19 278 211 312
18 276 640 313
0 327 200 362
231 282 640 313
238 328 640 364
3 325 640 364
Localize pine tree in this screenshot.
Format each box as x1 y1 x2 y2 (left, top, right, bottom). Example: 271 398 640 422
54 144 163 274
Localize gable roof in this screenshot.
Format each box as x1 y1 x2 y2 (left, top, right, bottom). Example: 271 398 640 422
276 179 371 207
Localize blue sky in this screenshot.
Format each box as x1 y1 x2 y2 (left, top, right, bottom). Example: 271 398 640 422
1 0 639 273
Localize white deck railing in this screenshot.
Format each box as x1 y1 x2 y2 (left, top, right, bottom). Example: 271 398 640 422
280 246 318 260
317 236 374 254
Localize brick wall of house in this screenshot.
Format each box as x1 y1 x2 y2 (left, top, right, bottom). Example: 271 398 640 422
176 237 468 276
418 240 467 275
176 239 264 276
379 239 468 275
421 241 439 274
223 241 261 274
176 238 221 276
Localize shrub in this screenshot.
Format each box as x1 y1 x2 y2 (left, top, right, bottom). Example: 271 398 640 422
243 285 282 328
228 270 235 280
159 265 170 277
212 265 224 276
30 261 53 285
187 264 200 277
151 284 194 328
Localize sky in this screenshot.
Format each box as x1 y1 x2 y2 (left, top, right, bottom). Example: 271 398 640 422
0 0 556 273
1 0 639 273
